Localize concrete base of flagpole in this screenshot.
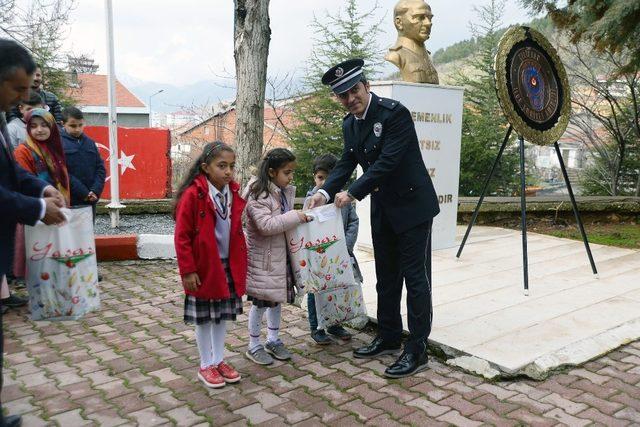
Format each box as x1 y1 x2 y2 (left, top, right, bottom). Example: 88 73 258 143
106 202 125 228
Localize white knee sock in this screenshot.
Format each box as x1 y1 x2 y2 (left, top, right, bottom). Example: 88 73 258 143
211 321 227 365
266 305 282 344
195 322 214 369
248 305 266 351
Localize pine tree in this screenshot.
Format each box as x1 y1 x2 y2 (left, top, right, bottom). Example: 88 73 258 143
288 0 384 193
520 0 640 73
454 0 520 196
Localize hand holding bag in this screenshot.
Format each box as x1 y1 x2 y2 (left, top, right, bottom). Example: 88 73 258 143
286 204 367 328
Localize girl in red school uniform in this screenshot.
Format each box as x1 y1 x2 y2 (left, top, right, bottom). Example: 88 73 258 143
174 141 247 388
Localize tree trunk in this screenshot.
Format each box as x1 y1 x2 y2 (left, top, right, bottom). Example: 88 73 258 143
233 0 271 185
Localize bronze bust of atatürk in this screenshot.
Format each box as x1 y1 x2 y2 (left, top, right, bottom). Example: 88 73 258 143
385 0 439 84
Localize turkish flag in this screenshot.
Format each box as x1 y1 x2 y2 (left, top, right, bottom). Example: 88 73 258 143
83 126 172 199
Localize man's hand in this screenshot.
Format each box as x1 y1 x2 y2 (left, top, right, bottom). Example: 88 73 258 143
86 191 98 203
43 185 65 207
42 197 66 225
182 273 201 292
334 191 354 208
307 192 327 209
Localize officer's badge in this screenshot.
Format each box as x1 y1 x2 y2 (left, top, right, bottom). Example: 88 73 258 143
373 122 382 137
335 67 344 78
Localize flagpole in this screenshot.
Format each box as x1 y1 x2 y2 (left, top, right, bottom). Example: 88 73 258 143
104 0 124 227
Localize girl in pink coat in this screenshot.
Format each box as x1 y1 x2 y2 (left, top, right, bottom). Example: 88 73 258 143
243 148 312 365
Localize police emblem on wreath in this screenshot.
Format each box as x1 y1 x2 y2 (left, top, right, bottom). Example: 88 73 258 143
373 122 382 137
494 26 571 146
335 67 344 78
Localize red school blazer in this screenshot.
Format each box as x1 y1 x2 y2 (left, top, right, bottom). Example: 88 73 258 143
174 174 247 299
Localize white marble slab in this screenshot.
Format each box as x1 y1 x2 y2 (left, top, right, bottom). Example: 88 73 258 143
358 226 640 379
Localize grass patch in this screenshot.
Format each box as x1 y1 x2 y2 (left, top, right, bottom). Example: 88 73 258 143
543 224 640 249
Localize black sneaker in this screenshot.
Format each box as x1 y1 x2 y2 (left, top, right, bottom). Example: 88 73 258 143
311 329 332 345
327 325 352 341
8 277 26 290
1 294 28 308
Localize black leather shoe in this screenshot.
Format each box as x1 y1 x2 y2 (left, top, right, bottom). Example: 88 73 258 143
1 414 22 427
384 351 429 378
353 336 401 359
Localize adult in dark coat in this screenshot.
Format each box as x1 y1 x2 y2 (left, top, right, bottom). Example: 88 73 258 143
6 64 64 124
0 38 66 427
308 59 440 378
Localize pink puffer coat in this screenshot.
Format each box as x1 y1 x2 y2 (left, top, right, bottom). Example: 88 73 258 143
242 179 302 303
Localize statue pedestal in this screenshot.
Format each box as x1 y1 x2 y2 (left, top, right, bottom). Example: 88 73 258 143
356 81 464 251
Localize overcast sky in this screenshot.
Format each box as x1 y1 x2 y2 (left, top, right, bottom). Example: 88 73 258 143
62 0 536 86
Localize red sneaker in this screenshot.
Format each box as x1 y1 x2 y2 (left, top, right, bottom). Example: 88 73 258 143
216 361 241 383
197 366 225 388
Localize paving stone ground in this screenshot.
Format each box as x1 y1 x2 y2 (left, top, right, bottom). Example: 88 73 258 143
3 260 640 426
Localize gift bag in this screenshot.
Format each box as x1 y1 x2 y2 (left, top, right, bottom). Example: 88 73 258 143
286 204 366 327
24 206 100 321
313 284 367 329
286 204 357 293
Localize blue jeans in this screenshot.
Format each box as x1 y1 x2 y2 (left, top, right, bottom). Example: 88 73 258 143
307 293 343 333
307 293 319 331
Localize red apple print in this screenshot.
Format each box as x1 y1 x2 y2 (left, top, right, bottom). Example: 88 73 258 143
299 260 307 267
325 274 332 281
72 296 80 304
65 260 74 268
327 295 333 301
41 272 50 281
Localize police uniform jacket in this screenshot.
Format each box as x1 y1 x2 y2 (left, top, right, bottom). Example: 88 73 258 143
322 92 439 234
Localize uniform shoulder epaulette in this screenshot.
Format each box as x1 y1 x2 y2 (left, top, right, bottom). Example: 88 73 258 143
377 97 399 110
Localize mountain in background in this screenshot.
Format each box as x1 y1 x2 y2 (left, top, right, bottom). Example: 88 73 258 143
121 75 236 113
431 17 558 85
432 16 555 66
125 17 557 113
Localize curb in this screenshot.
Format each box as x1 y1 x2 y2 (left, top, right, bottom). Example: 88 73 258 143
96 234 175 261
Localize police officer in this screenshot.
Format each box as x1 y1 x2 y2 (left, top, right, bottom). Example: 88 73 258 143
307 58 440 378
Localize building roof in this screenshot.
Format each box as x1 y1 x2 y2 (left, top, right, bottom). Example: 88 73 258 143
179 102 236 135
66 73 146 108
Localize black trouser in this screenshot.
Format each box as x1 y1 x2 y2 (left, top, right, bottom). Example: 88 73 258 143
1 275 5 423
372 217 433 354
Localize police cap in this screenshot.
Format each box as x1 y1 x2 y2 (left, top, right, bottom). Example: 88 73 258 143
321 58 365 94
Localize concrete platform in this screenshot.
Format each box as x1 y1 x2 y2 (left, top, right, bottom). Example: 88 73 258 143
358 225 640 379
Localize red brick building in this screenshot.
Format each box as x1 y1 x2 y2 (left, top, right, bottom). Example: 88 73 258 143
175 102 296 159
66 73 149 127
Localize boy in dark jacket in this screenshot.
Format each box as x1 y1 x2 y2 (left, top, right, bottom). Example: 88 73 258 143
305 154 363 345
61 107 106 215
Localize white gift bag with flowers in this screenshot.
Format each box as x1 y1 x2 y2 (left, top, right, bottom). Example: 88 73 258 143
24 207 100 321
286 204 366 328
